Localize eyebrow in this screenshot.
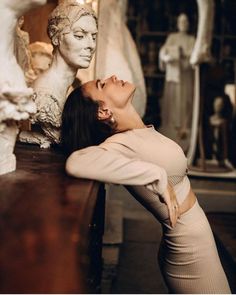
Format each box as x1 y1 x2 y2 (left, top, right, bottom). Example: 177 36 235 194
96 79 100 89
74 28 98 34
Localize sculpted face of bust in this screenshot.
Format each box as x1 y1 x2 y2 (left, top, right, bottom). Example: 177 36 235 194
47 1 97 69
58 14 97 69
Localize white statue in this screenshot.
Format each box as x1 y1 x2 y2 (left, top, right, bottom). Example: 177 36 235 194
0 0 46 175
20 0 98 148
95 0 147 118
159 13 195 152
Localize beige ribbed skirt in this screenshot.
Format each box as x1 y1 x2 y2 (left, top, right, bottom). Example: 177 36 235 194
158 200 231 294
126 186 231 294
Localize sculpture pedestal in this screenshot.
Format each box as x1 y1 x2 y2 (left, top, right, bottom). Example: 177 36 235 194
0 123 18 175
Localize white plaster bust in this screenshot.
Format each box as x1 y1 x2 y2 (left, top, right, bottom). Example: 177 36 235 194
19 0 98 148
0 0 46 175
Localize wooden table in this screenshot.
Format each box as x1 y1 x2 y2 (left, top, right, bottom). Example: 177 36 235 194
0 143 105 293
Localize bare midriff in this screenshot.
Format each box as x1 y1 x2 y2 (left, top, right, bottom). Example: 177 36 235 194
179 188 197 215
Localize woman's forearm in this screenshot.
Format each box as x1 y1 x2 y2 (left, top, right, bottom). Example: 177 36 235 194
66 146 168 195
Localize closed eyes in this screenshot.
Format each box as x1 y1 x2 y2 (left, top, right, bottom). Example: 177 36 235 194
96 79 105 90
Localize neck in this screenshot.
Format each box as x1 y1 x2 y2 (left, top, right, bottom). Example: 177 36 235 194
34 51 78 100
50 52 78 85
115 104 146 132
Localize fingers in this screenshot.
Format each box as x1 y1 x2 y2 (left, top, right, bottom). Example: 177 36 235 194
166 185 180 228
169 205 178 228
161 184 180 228
164 196 176 228
170 203 180 228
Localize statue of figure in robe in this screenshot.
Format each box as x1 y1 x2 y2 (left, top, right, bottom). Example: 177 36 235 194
159 13 195 152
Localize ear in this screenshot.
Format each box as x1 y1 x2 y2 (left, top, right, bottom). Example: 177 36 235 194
52 35 60 47
97 106 112 121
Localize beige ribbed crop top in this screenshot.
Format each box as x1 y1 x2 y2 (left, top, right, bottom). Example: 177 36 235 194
66 125 190 204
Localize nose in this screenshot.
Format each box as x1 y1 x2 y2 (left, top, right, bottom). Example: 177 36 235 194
103 75 118 85
87 34 96 52
111 75 118 82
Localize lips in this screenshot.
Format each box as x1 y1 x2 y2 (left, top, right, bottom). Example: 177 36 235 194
81 55 91 60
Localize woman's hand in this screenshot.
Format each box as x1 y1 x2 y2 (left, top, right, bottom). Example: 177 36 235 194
160 183 180 228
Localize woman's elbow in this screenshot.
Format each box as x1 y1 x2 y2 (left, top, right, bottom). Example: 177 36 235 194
65 152 79 177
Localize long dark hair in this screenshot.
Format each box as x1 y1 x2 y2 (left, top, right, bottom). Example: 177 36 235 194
61 86 114 155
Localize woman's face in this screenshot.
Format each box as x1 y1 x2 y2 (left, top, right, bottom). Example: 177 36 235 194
58 15 97 69
82 75 136 110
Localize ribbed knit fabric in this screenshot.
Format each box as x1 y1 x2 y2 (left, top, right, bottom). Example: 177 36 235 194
66 125 231 293
126 185 231 294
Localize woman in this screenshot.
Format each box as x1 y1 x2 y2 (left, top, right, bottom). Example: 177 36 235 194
19 0 97 148
61 75 231 294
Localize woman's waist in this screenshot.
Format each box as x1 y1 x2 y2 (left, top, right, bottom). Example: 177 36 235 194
170 174 197 215
178 187 196 216
170 175 191 205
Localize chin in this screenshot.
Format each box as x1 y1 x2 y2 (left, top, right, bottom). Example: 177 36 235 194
127 82 136 92
77 60 91 69
128 86 136 100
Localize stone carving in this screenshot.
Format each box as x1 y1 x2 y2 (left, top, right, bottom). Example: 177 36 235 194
0 0 46 175
159 13 195 152
20 0 97 148
95 0 147 118
190 0 215 65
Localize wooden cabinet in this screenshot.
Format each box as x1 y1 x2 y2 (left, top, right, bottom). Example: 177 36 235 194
0 144 105 293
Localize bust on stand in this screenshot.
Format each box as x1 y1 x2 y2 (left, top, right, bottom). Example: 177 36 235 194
19 0 98 148
208 96 234 171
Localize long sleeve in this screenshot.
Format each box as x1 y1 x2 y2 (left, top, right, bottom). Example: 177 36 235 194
66 145 168 195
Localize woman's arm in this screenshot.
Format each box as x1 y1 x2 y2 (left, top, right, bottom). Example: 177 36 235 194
66 145 168 195
66 145 180 226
